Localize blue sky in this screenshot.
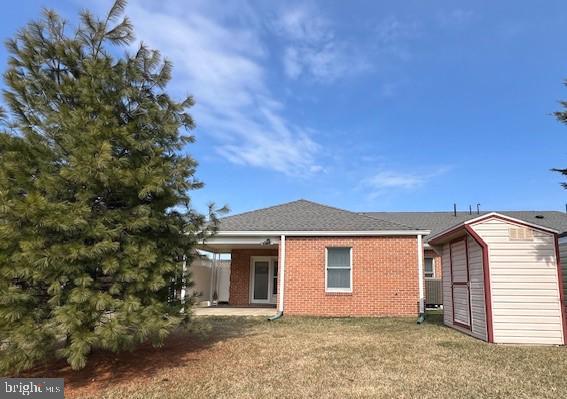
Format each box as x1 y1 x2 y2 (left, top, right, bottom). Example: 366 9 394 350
2 1 567 215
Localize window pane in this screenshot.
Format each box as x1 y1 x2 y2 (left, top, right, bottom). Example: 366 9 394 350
253 262 269 300
273 261 278 295
327 269 350 289
327 248 350 268
425 258 434 278
425 258 433 273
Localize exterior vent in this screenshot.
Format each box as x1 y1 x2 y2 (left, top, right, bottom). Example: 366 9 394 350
509 227 534 241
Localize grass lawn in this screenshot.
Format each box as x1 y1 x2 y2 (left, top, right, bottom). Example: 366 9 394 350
27 312 567 398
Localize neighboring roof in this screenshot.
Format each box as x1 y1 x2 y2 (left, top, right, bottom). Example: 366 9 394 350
362 211 567 242
217 200 421 232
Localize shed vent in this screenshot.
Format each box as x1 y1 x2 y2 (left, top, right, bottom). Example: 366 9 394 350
509 227 534 241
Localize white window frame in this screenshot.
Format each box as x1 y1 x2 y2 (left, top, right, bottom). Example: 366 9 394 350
424 257 435 279
325 247 353 293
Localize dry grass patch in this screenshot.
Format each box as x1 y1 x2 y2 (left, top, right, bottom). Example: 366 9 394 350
26 313 567 398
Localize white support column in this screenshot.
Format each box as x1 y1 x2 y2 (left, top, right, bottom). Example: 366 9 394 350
209 253 217 305
417 234 425 314
180 256 187 302
278 235 286 312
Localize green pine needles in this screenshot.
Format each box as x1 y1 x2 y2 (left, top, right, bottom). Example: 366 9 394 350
0 0 223 373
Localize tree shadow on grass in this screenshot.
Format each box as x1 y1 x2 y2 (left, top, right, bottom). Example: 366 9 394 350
21 317 262 396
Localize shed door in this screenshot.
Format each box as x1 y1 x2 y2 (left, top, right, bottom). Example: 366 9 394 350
450 239 471 329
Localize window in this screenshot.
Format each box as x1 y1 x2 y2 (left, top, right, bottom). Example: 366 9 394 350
273 260 278 295
424 257 435 279
326 247 352 292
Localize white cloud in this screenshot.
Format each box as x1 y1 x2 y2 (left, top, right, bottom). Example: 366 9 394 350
273 6 332 43
273 5 368 82
363 167 450 197
375 16 419 45
124 1 322 176
283 47 302 79
367 171 426 189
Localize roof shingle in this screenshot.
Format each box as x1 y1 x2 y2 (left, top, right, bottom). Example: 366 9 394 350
217 199 567 237
218 200 419 232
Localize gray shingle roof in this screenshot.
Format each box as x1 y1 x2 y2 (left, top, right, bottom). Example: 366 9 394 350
218 200 418 232
361 211 567 242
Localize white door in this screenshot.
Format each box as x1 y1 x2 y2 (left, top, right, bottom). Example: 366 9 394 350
250 257 278 304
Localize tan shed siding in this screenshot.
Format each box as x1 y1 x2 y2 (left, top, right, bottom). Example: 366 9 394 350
442 243 453 327
471 219 563 345
451 240 467 282
560 242 567 306
450 239 470 326
467 236 487 341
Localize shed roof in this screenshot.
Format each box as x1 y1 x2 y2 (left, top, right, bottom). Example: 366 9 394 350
361 211 567 242
426 212 559 245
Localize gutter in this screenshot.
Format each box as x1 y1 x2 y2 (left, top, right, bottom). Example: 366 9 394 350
212 230 431 237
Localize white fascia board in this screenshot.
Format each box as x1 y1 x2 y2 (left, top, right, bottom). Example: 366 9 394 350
214 230 430 237
201 236 280 245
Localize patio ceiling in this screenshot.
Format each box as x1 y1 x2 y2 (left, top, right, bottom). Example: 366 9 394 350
197 235 280 253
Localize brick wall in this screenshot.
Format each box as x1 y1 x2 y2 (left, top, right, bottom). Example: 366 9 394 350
283 236 419 316
229 248 278 305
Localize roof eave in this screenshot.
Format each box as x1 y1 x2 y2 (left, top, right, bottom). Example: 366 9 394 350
214 230 431 237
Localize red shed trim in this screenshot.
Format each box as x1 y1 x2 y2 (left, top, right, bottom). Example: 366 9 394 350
554 234 567 345
464 225 494 343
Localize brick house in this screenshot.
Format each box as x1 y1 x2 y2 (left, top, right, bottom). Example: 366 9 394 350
198 200 567 317
200 200 429 317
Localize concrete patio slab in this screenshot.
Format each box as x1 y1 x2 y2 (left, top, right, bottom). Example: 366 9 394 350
193 306 278 317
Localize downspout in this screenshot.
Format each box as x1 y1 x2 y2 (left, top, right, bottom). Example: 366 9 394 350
269 234 286 321
416 234 426 324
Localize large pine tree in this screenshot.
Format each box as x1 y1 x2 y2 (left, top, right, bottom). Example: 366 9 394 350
0 0 221 372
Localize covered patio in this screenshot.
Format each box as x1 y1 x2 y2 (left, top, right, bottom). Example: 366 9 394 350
196 233 285 312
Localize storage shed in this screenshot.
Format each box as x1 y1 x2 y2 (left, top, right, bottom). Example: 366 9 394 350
429 212 566 345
